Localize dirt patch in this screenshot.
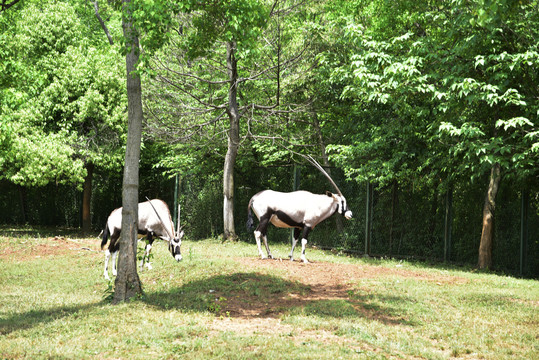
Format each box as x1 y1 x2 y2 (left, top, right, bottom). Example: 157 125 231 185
0 236 99 260
209 258 470 349
237 257 469 288
211 257 469 334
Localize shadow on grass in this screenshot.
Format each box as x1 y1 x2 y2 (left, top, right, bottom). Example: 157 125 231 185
0 302 102 336
1 272 416 336
142 272 416 325
143 272 307 315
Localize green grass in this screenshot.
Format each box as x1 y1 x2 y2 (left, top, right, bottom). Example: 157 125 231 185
1 227 537 359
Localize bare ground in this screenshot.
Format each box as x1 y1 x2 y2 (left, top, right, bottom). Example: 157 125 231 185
209 256 469 339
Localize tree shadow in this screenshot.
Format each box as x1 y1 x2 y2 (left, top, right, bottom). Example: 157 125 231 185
1 272 416 336
143 272 417 325
0 302 102 336
143 272 308 316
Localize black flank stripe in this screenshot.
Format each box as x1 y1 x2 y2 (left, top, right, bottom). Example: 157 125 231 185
275 210 304 228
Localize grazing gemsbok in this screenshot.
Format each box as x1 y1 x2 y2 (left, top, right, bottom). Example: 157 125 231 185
101 198 184 280
247 156 353 263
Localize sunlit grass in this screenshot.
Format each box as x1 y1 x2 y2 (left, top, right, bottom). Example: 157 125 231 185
1 228 537 359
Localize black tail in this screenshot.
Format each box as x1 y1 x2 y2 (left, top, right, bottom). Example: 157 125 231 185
246 198 255 230
101 224 110 249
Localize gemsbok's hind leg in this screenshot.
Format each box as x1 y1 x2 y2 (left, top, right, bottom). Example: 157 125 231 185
289 227 301 261
254 230 269 259
254 214 272 259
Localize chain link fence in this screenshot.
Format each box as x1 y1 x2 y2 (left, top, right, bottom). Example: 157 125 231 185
179 164 538 277
0 163 537 278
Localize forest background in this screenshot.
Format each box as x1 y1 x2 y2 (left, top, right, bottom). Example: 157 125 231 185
1 0 537 278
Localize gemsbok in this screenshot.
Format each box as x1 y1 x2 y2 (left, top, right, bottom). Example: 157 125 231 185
247 156 352 263
101 198 184 280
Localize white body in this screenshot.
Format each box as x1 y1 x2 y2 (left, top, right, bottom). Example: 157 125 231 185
101 199 183 280
247 190 352 263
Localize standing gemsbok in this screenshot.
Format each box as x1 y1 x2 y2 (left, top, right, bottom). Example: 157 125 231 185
247 156 353 263
101 198 184 280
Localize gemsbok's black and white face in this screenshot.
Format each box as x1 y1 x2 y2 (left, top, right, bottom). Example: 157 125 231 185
169 230 184 262
331 192 353 220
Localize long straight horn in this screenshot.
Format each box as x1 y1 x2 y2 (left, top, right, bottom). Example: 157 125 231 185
145 197 174 240
176 203 181 236
304 155 343 196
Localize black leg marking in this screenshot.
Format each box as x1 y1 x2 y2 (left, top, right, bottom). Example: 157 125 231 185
255 212 273 237
300 226 312 261
301 226 311 241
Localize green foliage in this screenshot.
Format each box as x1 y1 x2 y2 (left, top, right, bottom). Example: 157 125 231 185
1 0 537 273
128 0 182 66
0 0 127 187
318 0 538 188
181 0 269 59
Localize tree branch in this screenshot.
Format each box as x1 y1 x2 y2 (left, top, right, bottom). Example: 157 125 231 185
1 0 21 12
91 1 114 45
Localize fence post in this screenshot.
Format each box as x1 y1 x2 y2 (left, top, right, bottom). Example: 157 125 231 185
364 181 373 256
520 189 529 277
444 186 453 262
290 165 300 245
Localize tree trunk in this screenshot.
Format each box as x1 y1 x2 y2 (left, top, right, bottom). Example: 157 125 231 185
478 162 501 269
113 0 142 303
82 162 94 233
223 41 240 241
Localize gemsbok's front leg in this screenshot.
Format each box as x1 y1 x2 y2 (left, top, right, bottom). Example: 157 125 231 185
104 249 111 280
111 250 118 277
140 233 154 271
300 239 309 263
299 227 312 263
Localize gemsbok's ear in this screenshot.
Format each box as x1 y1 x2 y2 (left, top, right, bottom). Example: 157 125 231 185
326 191 337 199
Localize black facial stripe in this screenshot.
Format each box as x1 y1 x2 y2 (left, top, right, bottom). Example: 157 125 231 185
170 242 181 255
